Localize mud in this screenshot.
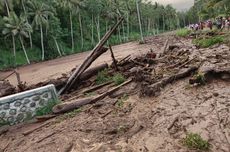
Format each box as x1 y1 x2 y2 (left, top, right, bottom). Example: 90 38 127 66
1 35 230 152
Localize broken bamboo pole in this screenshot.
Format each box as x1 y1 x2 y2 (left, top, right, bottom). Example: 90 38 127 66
60 17 124 94
109 45 118 71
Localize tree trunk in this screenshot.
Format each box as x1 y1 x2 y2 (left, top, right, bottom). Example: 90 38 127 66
53 79 132 114
40 24 45 60
135 0 144 42
22 0 33 49
97 15 101 42
163 15 165 32
91 14 94 45
19 36 30 64
70 10 74 52
127 12 130 40
60 18 124 94
53 37 62 56
79 12 83 49
12 34 16 66
4 0 10 16
122 20 125 41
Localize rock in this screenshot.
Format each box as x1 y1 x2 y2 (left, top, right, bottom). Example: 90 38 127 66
213 92 219 97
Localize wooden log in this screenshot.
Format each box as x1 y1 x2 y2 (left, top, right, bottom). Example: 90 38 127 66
60 17 124 94
162 38 169 54
109 45 118 71
53 79 132 114
79 63 108 81
23 121 51 136
141 66 198 96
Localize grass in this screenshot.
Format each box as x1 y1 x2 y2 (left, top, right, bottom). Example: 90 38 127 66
194 72 206 85
112 73 126 86
176 29 191 37
84 92 97 97
57 108 82 122
35 100 60 116
95 69 112 85
96 70 126 86
183 133 210 151
0 119 10 127
116 94 129 108
193 36 224 48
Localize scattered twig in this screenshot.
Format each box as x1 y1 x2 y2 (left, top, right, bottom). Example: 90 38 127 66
36 132 56 143
101 110 113 118
23 121 51 136
167 115 179 131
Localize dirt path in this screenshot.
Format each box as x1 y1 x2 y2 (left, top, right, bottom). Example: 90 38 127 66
0 41 160 86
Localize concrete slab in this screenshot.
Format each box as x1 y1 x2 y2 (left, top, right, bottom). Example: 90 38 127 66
0 84 58 125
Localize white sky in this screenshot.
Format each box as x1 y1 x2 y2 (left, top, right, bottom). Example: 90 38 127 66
151 0 194 11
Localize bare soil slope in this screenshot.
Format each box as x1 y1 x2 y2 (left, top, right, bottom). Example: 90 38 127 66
1 34 230 152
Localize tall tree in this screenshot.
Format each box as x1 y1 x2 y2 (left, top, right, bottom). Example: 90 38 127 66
2 12 32 64
27 0 53 60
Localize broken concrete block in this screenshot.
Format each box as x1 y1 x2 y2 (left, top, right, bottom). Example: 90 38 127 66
0 84 58 125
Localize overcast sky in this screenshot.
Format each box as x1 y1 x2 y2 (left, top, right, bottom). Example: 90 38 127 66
151 0 194 11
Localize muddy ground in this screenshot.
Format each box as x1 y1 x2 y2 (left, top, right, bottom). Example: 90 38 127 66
1 34 230 152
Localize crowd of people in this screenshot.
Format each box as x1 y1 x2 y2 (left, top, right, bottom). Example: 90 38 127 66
189 16 230 31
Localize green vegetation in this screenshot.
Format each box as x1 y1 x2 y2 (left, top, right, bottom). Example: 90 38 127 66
183 133 210 151
35 100 60 116
62 108 82 119
0 119 10 127
176 29 191 37
116 94 129 108
57 108 82 122
84 92 97 97
194 73 206 85
95 69 111 85
112 73 126 86
193 36 224 48
96 69 126 86
0 0 182 70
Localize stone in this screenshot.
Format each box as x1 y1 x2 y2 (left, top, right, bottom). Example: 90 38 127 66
14 101 22 107
7 116 14 123
42 93 49 98
30 102 36 108
9 109 17 115
16 113 24 122
213 92 219 97
39 99 46 106
0 112 6 119
3 104 10 110
32 96 40 101
23 99 31 105
20 106 27 112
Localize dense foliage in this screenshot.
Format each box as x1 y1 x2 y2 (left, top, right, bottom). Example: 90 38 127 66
0 0 181 69
182 0 230 25
1 0 228 69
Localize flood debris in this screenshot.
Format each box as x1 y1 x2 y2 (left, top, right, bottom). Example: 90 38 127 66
0 81 15 97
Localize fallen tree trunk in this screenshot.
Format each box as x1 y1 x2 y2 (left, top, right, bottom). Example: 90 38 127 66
53 79 132 114
60 17 124 94
79 63 108 81
141 66 198 96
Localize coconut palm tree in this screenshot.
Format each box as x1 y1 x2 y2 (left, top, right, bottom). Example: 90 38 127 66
20 0 33 49
135 0 144 42
2 12 32 64
27 0 53 60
